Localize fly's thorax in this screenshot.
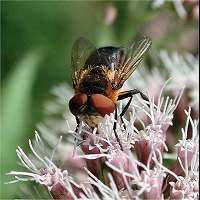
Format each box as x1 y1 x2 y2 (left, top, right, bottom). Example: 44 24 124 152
80 66 109 95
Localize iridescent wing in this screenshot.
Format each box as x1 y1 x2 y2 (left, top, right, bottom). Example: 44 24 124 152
71 37 96 88
112 36 152 89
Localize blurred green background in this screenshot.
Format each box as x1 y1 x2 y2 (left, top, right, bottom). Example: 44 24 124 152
1 1 198 199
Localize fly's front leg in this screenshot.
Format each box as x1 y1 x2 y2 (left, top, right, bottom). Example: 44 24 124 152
75 116 87 141
117 89 149 125
75 116 80 133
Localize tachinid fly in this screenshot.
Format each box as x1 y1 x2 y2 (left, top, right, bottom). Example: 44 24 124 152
69 37 152 129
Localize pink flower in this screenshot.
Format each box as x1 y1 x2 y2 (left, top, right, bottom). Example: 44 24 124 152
141 170 164 200
7 81 199 199
6 133 84 199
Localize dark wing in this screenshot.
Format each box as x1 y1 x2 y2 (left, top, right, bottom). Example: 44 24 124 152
71 37 96 87
112 36 152 89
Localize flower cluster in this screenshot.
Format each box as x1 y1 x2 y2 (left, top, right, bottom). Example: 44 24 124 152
152 0 199 20
7 51 199 199
7 86 199 199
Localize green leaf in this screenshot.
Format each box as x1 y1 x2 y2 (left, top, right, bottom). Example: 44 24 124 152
1 50 42 199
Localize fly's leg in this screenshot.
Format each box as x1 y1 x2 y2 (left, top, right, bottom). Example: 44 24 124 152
117 89 149 126
74 116 82 144
73 116 81 156
113 105 123 150
120 95 133 126
75 116 80 133
118 89 149 102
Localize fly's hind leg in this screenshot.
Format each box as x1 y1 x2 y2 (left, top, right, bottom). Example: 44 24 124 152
117 89 149 127
113 105 123 150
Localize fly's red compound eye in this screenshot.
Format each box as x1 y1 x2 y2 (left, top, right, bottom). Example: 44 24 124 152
90 94 115 117
69 93 87 116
